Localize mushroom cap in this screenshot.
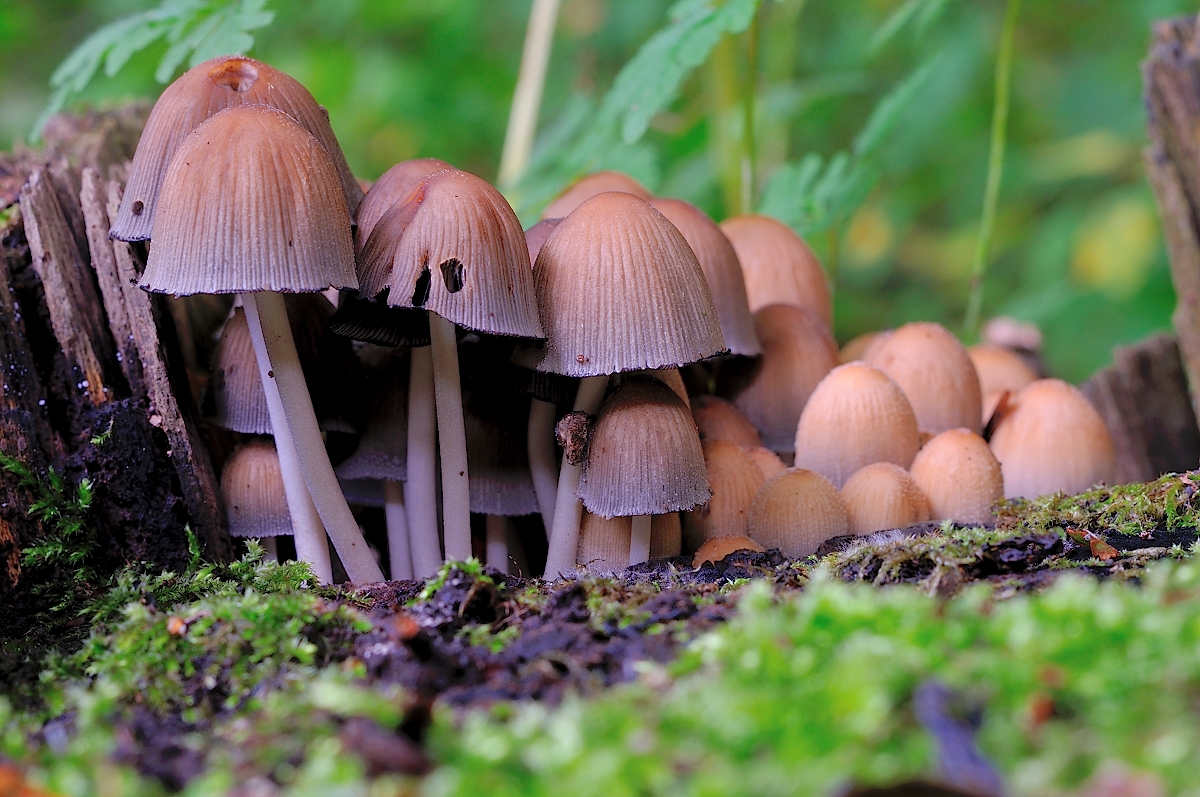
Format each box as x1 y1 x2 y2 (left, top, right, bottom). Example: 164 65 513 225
141 105 357 295
968 343 1038 424
465 391 539 517
910 428 1002 525
542 170 653 219
748 468 848 558
113 55 361 242
358 168 543 339
532 192 726 377
735 304 839 453
335 349 408 482
577 511 681 573
693 534 764 567
642 368 690 408
839 331 881 364
524 218 563 266
864 322 983 435
354 158 452 252
840 462 931 536
989 379 1117 500
650 198 760 357
689 439 765 542
209 306 270 434
794 362 921 488
692 395 763 448
743 446 787 480
221 440 291 538
578 378 711 517
719 214 831 327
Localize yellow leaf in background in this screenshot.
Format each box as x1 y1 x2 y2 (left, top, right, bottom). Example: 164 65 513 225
1071 197 1158 299
898 225 978 284
1031 130 1133 184
844 204 895 270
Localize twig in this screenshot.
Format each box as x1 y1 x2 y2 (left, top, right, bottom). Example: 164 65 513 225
498 0 562 189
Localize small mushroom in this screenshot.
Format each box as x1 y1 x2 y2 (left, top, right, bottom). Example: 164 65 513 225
742 446 787 480
692 534 764 567
577 512 682 573
968 343 1038 425
221 440 292 561
909 428 1003 525
686 439 765 548
542 170 653 219
719 214 832 327
838 331 881 364
840 462 930 536
748 468 848 558
691 395 763 448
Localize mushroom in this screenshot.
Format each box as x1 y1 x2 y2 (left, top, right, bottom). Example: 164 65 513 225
909 428 1003 525
577 511 682 573
685 439 765 552
838 331 881 364
578 379 710 567
742 446 787 480
793 363 921 488
221 440 293 561
840 462 931 536
734 304 838 455
693 534 764 567
864 322 983 436
748 468 849 558
140 104 382 584
988 379 1117 499
541 170 652 219
719 214 831 327
968 343 1038 425
691 395 763 448
112 56 361 242
531 192 725 576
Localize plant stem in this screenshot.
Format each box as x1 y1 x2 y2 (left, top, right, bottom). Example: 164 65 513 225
628 515 652 567
498 0 561 189
430 314 472 562
741 5 762 214
383 479 413 580
406 347 443 578
964 0 1021 340
486 514 509 575
527 398 559 536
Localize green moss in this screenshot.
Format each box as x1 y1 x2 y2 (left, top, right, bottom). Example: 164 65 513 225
996 473 1200 536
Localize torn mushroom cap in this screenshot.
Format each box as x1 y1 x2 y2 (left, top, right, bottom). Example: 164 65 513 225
358 168 543 339
354 158 452 254
578 378 710 518
968 343 1038 425
335 347 408 482
542 170 653 219
743 446 787 480
688 439 765 542
840 462 930 536
909 428 1002 525
748 468 848 558
650 198 760 357
693 534 764 567
464 390 539 517
988 379 1117 500
141 105 357 295
864 322 983 436
719 214 832 328
113 55 361 242
533 192 726 377
692 395 762 448
221 440 291 538
577 511 681 573
735 304 839 454
794 363 921 489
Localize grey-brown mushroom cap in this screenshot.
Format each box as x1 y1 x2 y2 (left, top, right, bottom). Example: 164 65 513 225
112 55 362 243
335 349 408 482
466 392 540 517
222 440 292 538
354 158 452 253
542 171 653 220
209 306 271 435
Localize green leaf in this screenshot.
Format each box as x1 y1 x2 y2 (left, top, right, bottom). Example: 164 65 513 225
853 54 940 158
869 0 955 54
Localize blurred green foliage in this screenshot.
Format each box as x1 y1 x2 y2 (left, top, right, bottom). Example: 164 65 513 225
0 0 1194 380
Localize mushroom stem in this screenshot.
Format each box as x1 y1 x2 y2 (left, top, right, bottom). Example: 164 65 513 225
628 515 652 566
240 297 332 584
543 375 609 578
260 536 279 563
430 314 472 562
405 347 442 578
383 479 413 580
486 515 509 575
527 398 558 536
242 291 384 584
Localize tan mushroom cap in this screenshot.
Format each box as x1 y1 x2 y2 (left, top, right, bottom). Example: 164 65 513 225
748 468 848 558
113 55 362 242
910 428 1002 525
542 170 653 219
840 462 930 536
864 322 983 436
578 378 711 518
141 105 357 295
577 511 682 573
358 168 543 338
743 446 787 480
989 379 1117 500
839 331 881 364
693 534 764 567
735 304 839 454
968 344 1038 424
719 214 832 327
354 158 452 252
532 192 726 377
221 440 291 538
210 306 270 434
689 440 766 542
794 363 921 488
692 396 762 448
650 198 760 357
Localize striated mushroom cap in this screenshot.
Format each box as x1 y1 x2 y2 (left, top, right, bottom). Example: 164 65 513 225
968 343 1038 424
354 158 452 252
465 391 539 517
359 168 543 338
719 214 831 327
142 105 357 295
735 304 839 454
910 428 1002 525
335 349 408 482
748 468 848 558
221 440 291 538
743 446 787 480
113 56 361 242
840 462 930 536
692 395 762 448
650 198 760 357
693 534 764 567
209 306 269 434
533 192 726 377
542 170 652 219
688 440 765 542
989 379 1117 500
578 378 710 518
794 363 921 488
577 511 682 573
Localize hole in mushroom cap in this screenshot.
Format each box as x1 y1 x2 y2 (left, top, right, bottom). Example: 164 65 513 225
412 267 432 307
208 59 260 92
131 200 144 216
440 259 465 293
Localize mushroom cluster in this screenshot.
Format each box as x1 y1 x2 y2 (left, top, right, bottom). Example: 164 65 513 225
127 57 1120 583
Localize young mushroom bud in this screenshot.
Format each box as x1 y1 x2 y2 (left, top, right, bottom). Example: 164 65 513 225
743 446 787 480
222 440 292 541
686 440 766 548
542 170 652 219
840 462 930 536
692 534 764 567
719 214 832 327
909 428 1003 525
968 343 1038 425
839 331 881 364
691 395 763 448
748 468 849 558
